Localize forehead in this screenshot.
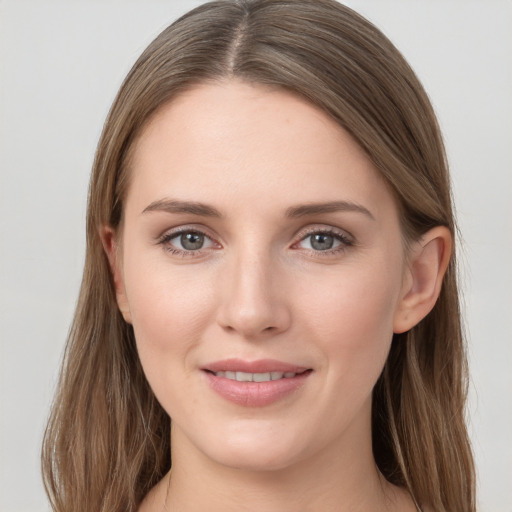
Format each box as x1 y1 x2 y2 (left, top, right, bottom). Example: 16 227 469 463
126 80 396 219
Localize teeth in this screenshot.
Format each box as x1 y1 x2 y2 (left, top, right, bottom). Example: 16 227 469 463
253 372 270 382
236 371 253 382
214 371 298 382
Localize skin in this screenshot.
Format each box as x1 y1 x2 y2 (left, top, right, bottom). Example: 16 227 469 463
103 81 450 512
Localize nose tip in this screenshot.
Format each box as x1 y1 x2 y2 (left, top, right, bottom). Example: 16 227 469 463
216 256 291 339
221 304 285 338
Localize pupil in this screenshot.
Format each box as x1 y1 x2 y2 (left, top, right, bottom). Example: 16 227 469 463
311 233 334 250
181 232 204 250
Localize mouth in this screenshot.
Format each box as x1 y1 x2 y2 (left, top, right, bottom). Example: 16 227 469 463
202 359 312 407
207 370 309 382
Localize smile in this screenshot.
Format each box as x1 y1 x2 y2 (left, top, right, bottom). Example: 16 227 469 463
212 371 300 382
203 360 312 407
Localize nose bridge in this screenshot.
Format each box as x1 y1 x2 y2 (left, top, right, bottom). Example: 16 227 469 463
217 242 290 338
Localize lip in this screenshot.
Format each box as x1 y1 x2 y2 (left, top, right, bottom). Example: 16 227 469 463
202 358 312 407
203 358 309 374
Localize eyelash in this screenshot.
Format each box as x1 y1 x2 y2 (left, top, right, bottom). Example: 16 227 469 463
292 227 354 256
157 226 354 258
157 228 218 258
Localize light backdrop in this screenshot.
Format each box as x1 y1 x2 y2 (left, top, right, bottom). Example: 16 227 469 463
1 1 510 510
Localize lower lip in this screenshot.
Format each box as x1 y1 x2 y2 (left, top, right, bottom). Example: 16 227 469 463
204 371 311 407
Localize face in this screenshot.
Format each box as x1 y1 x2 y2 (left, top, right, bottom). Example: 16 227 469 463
112 81 413 472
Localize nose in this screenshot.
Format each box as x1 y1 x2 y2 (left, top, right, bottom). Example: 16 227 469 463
216 248 292 339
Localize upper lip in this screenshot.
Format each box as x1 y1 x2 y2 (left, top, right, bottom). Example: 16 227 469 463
202 358 310 374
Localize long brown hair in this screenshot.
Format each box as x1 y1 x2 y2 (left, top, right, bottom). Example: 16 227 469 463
42 1 475 510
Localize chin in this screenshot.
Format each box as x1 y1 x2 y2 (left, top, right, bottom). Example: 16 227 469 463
183 420 309 473
214 446 304 473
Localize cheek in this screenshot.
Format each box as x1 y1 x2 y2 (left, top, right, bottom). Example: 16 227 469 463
300 261 402 387
122 253 216 377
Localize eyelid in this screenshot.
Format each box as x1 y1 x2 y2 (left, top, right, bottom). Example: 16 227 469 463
294 224 354 243
156 225 222 256
291 224 355 254
156 223 218 240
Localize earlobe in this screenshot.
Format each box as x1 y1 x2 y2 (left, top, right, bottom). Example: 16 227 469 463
100 225 132 324
393 226 452 334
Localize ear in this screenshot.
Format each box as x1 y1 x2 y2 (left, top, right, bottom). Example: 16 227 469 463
393 226 452 333
100 225 132 324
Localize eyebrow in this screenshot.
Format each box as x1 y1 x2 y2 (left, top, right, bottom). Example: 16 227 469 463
141 198 374 220
285 201 375 220
142 198 222 217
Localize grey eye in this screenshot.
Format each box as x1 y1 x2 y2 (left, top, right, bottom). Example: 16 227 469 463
296 230 349 253
310 233 335 251
161 228 216 255
179 232 205 250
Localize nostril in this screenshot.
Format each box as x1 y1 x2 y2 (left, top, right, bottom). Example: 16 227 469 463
216 289 292 338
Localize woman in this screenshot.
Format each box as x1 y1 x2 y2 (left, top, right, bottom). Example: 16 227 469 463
42 1 476 510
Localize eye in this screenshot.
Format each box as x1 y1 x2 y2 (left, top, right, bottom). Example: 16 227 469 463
294 228 353 254
158 228 218 255
303 233 339 251
175 231 208 251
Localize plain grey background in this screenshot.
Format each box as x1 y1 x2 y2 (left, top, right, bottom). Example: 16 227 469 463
0 1 511 511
